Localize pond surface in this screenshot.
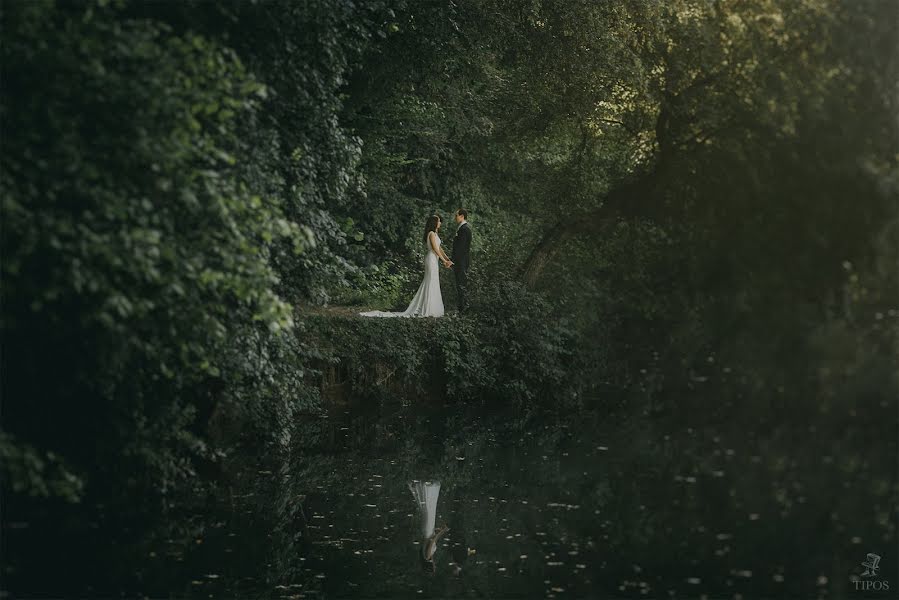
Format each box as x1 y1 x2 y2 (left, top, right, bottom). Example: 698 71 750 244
3 393 896 598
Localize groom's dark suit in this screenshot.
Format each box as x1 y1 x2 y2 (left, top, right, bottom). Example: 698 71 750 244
452 222 472 313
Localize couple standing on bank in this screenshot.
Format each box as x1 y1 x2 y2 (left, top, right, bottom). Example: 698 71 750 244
360 209 471 319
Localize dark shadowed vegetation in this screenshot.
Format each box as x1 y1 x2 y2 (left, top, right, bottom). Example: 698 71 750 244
1 0 896 597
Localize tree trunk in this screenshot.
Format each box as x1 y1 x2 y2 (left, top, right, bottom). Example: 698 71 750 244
519 170 661 288
519 87 706 288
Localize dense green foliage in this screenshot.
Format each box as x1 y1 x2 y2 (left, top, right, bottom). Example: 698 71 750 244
307 276 574 407
2 0 312 507
1 0 896 594
339 0 898 396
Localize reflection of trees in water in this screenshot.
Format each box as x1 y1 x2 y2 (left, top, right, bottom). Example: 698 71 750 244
157 357 892 597
255 391 897 598
33 274 891 598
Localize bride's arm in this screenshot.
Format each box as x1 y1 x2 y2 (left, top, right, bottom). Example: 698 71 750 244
429 232 452 265
424 525 450 559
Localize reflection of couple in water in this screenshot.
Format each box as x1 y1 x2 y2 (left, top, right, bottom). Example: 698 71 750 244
408 480 449 572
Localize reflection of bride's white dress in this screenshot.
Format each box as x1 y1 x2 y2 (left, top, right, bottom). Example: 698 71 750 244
408 480 440 538
360 234 444 318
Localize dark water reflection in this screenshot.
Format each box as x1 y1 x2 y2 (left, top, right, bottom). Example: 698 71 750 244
187 394 895 599
4 392 897 598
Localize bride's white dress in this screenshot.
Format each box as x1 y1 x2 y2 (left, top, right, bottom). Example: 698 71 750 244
360 233 444 318
408 480 441 538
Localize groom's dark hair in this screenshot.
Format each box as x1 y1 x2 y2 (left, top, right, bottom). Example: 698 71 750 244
457 208 468 219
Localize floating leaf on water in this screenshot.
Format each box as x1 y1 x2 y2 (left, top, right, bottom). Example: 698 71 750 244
547 503 580 510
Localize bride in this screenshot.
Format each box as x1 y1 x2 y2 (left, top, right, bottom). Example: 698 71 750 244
360 214 452 318
408 479 449 572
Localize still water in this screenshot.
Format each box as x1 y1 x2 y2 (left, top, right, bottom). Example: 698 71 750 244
4 393 896 598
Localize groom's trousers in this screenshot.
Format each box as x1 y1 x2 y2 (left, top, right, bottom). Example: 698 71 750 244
454 267 468 314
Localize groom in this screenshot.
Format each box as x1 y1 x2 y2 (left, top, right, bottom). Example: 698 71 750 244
451 209 472 314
